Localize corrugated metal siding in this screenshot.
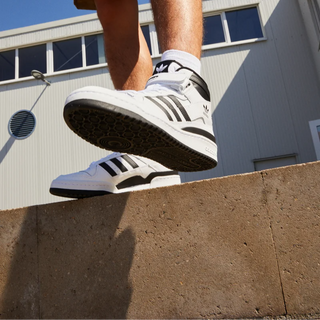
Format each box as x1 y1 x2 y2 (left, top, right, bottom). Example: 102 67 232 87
298 0 320 83
0 68 114 210
139 4 154 24
2 0 320 209
203 0 261 12
181 0 320 183
0 17 101 50
268 0 320 163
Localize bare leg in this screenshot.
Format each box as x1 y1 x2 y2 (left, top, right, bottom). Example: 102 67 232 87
151 0 203 59
64 0 217 173
95 0 153 90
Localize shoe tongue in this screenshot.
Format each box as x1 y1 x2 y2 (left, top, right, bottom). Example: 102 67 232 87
153 60 183 75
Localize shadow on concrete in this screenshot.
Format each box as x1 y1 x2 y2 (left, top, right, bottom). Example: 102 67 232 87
0 192 134 319
0 206 39 319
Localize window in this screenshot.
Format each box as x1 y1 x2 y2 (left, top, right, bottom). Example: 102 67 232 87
19 44 46 78
203 15 225 45
203 6 264 47
85 34 106 66
0 23 156 83
53 38 82 72
141 25 152 54
226 7 263 42
0 50 15 81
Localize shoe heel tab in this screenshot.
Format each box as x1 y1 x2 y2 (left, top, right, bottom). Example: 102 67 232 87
146 72 189 87
177 67 211 101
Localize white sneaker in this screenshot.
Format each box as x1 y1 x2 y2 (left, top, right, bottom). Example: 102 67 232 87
63 60 218 172
50 153 181 198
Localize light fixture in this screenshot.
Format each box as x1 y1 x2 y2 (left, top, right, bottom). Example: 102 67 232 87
31 70 51 86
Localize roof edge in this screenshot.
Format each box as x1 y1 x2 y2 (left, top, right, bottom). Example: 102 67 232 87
0 3 151 39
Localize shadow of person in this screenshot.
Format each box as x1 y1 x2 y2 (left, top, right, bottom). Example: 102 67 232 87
0 192 134 319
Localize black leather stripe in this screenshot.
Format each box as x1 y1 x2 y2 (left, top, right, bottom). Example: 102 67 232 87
190 74 211 101
117 171 179 190
182 127 216 143
157 96 182 122
146 96 173 121
99 162 117 177
110 158 128 172
167 95 191 121
121 154 139 169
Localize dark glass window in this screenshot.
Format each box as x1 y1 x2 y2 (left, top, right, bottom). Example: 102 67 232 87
0 50 15 81
141 25 152 54
203 15 225 45
53 38 82 72
226 7 263 42
19 44 46 78
85 34 106 66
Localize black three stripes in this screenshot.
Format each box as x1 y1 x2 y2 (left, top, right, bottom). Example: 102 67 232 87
98 155 179 190
99 155 138 177
145 95 216 143
145 95 191 122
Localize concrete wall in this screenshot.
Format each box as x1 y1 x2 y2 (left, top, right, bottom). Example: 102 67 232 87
1 161 320 319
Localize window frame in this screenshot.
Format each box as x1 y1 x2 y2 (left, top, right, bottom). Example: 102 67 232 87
0 32 108 85
0 5 266 86
202 5 267 50
203 14 227 46
0 26 158 85
18 43 47 78
0 49 16 82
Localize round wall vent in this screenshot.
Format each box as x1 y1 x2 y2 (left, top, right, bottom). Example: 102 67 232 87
8 110 36 139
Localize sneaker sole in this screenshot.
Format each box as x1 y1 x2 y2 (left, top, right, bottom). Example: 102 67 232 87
49 188 110 199
64 99 217 172
50 173 180 199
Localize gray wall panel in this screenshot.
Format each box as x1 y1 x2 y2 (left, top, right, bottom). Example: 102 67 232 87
239 41 298 158
2 0 320 209
299 0 320 84
268 0 320 163
0 69 114 210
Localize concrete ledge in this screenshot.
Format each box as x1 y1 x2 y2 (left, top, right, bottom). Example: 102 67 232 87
1 161 320 319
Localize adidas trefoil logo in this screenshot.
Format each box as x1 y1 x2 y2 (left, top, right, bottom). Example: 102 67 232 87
203 105 210 113
156 64 168 73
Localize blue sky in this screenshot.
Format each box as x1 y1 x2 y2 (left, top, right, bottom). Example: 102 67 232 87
0 0 150 32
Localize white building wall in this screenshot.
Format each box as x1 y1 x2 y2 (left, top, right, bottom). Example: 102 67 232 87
0 69 114 210
182 0 320 182
1 0 320 210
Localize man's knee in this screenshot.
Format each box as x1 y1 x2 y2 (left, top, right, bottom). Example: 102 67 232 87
94 0 134 25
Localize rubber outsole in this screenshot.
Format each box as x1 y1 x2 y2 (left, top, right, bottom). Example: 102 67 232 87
49 188 110 199
63 99 217 172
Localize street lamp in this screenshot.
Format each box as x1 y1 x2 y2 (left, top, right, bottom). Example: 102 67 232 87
31 70 51 86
